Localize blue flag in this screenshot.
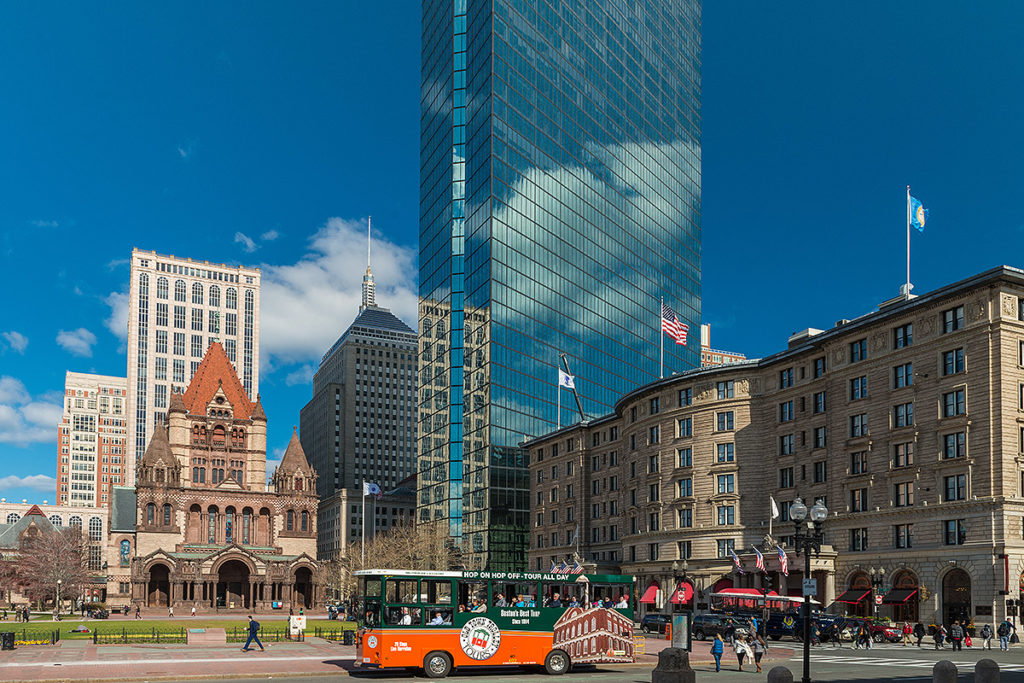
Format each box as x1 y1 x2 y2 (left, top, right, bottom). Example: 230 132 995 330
910 196 928 232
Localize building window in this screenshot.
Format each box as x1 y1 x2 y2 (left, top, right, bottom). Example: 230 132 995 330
943 348 965 375
850 376 867 401
717 474 735 494
679 388 692 406
677 448 692 468
630 406 637 423
648 483 659 502
650 397 660 414
716 411 734 431
894 323 913 348
677 478 692 497
779 434 794 455
942 305 964 333
850 488 868 512
894 402 914 428
649 543 660 561
717 539 735 558
894 524 913 549
813 357 826 378
943 474 967 501
779 368 793 388
943 431 967 459
893 363 913 388
813 426 827 448
647 455 659 473
717 505 735 525
717 443 735 462
850 414 868 437
678 509 692 528
944 519 966 545
779 401 794 422
146 503 155 525
717 381 735 399
849 528 868 551
678 417 692 437
678 540 692 559
893 442 914 467
779 467 794 488
813 391 826 414
850 451 868 474
813 460 827 483
850 339 867 363
649 425 660 444
894 482 914 507
943 389 966 417
649 513 660 532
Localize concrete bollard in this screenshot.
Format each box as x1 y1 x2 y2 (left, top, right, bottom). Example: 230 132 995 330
651 647 695 683
767 665 794 683
975 658 1000 683
933 660 958 683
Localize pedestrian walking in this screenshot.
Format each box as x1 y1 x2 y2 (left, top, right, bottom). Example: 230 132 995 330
998 618 1013 650
724 619 736 645
980 623 993 650
752 634 768 673
710 634 724 672
934 624 946 649
914 622 925 647
191 604 196 617
902 621 912 646
733 634 753 672
241 615 265 652
949 621 963 651
168 606 174 618
135 605 141 620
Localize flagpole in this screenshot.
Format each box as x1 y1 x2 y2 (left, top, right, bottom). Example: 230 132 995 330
659 297 664 379
906 185 911 295
361 481 366 566
556 351 561 430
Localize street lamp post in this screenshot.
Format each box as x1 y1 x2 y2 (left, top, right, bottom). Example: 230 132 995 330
56 579 62 620
790 497 828 683
671 559 689 612
869 567 886 618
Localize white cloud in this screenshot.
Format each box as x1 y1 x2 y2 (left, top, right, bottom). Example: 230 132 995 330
106 258 130 271
260 230 279 242
284 364 314 387
260 217 417 366
234 232 257 253
56 328 97 357
265 447 285 484
0 376 62 446
0 474 57 493
1 331 28 354
104 291 129 341
29 219 58 228
177 139 197 159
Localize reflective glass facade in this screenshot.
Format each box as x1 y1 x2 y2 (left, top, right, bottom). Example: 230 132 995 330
419 0 702 571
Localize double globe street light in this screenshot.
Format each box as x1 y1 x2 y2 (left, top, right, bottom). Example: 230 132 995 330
790 497 828 683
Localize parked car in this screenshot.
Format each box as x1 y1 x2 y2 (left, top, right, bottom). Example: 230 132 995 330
640 613 672 634
691 613 735 641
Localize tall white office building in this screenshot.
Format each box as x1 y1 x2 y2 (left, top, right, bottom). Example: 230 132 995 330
126 249 261 483
56 372 127 507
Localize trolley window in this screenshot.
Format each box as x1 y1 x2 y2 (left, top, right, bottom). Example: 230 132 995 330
385 578 419 604
422 579 452 604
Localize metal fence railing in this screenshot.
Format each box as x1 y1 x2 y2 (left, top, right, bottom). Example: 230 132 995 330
3 629 60 646
89 628 304 644
311 627 355 644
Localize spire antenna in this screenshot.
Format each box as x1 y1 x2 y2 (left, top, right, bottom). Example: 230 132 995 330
367 215 372 270
361 215 376 311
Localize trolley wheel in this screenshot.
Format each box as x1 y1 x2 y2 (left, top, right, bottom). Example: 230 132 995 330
544 649 570 675
423 651 453 679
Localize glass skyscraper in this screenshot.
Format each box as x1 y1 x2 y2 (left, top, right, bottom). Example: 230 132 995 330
418 0 702 570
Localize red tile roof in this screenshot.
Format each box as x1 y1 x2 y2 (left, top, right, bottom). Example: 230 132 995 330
182 342 255 419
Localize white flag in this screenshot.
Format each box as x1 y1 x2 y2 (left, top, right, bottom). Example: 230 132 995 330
558 369 576 390
770 495 780 520
363 482 382 499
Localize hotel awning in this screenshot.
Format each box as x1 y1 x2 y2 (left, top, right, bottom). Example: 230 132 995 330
835 589 871 604
882 589 919 604
640 585 660 604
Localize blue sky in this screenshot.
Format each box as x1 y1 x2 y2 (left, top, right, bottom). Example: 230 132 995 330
1 2 1022 503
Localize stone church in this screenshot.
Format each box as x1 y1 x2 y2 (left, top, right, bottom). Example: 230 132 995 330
107 342 321 610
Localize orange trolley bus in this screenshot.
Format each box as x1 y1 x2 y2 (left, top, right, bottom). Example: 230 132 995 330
355 569 636 678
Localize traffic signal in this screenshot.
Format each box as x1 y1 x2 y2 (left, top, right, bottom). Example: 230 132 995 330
763 574 773 592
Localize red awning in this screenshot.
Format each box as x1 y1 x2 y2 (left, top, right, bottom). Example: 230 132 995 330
670 583 694 604
715 588 778 597
712 578 734 593
835 589 871 604
640 585 660 604
882 589 919 604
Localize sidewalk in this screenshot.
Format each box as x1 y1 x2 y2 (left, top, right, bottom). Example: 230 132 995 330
640 635 795 669
0 638 355 682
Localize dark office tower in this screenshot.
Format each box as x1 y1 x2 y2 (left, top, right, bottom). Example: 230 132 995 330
300 263 418 498
418 0 702 570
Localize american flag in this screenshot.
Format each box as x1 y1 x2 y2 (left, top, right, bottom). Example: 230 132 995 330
729 548 745 575
661 303 689 346
753 546 765 572
557 560 569 574
778 547 789 576
570 561 584 575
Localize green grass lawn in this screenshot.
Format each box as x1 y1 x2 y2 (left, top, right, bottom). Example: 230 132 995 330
3 617 355 641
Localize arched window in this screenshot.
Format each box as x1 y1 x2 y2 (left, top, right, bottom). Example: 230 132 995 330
286 510 294 531
48 515 62 527
192 282 204 304
119 539 131 566
155 468 165 483
208 506 218 543
226 288 237 309
174 280 186 302
300 510 309 532
5 513 19 524
162 504 172 526
89 516 102 541
213 425 226 445
225 506 235 544
156 277 169 299
69 515 82 529
209 285 220 307
146 504 155 525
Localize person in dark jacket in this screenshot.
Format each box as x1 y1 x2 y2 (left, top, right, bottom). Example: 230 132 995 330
949 621 964 651
241 615 265 652
914 622 926 647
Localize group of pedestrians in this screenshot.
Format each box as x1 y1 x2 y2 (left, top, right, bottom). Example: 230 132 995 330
2 605 32 622
710 617 768 673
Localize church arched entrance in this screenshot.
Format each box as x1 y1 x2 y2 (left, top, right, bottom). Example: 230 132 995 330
293 566 313 609
942 569 971 625
217 560 251 609
147 563 171 607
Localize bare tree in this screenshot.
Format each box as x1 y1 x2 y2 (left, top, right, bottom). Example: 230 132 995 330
17 526 90 608
0 554 20 606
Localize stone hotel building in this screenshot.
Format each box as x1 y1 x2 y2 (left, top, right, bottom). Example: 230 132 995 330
527 266 1024 626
